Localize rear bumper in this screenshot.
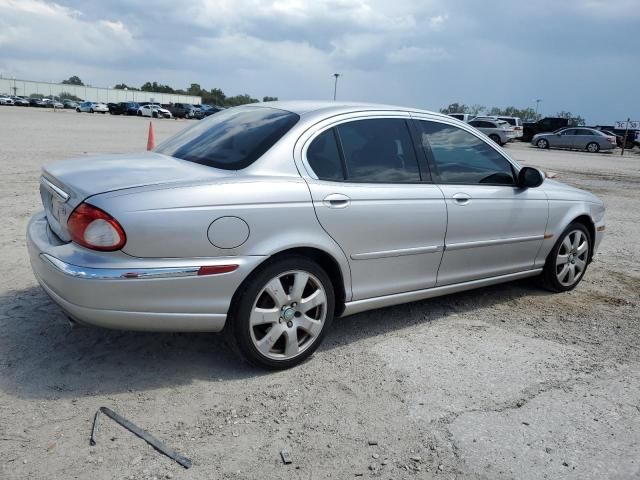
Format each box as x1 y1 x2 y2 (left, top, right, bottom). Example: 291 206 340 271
27 211 264 332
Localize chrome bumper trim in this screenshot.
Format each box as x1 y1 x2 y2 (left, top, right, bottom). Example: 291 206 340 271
41 254 203 280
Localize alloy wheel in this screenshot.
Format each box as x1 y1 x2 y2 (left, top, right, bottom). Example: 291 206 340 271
537 139 548 149
249 270 327 360
587 142 599 153
555 229 589 287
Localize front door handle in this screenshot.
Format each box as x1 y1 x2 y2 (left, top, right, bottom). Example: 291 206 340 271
452 193 471 205
323 193 351 209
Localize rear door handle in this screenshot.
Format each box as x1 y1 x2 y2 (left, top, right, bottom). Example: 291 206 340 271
323 193 351 209
452 193 471 205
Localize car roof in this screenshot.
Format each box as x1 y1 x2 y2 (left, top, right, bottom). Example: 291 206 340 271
237 100 447 119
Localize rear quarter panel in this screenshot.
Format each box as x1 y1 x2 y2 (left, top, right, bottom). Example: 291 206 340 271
88 177 353 296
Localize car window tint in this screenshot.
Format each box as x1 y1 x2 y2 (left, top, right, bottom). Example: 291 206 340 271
417 120 515 186
560 129 576 136
307 129 344 181
336 119 420 183
155 107 299 170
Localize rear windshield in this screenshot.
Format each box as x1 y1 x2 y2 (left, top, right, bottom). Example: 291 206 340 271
155 107 300 170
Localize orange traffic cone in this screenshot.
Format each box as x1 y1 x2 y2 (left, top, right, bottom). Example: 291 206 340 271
146 121 155 150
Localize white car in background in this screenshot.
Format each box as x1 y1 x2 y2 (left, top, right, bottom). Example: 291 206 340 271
448 113 474 123
496 116 524 139
0 95 15 105
76 102 108 113
137 104 172 119
468 117 516 146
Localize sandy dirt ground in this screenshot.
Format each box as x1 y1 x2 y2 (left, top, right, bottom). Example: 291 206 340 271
1 107 639 479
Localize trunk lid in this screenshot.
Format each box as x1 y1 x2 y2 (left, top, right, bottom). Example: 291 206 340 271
40 152 233 241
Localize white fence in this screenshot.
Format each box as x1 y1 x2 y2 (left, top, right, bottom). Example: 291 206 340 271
0 78 201 105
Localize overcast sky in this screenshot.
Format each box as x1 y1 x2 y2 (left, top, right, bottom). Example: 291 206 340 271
1 0 638 123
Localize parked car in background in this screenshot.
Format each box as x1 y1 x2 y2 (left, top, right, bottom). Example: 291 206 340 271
0 96 14 105
166 103 198 119
137 104 172 119
12 96 30 106
62 100 79 109
76 102 109 113
27 101 605 369
522 117 570 142
533 128 616 153
29 98 46 107
593 125 636 149
42 99 64 109
448 113 473 123
468 118 515 145
496 116 523 139
108 102 140 115
195 104 225 119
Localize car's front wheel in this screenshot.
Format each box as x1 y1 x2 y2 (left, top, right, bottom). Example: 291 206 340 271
536 138 549 149
586 142 600 153
229 256 335 369
541 222 591 292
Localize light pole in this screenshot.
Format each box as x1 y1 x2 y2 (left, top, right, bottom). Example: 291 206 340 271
333 73 341 101
535 99 542 118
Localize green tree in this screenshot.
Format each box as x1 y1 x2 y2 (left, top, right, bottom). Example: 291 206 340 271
113 83 138 90
556 111 585 127
140 81 175 93
59 91 82 101
439 102 485 115
225 94 259 106
488 106 541 122
263 96 278 102
61 75 84 86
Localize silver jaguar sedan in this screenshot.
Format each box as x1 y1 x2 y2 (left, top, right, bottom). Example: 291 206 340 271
27 101 606 368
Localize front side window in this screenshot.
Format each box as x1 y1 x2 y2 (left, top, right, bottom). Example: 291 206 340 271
155 107 300 170
336 119 421 183
416 120 515 185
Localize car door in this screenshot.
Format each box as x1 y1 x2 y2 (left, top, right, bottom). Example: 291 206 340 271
413 117 548 286
301 116 447 301
555 129 576 148
572 128 594 149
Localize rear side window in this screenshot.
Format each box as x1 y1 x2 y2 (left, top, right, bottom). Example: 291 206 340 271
307 129 344 181
336 119 420 183
416 120 515 185
155 107 300 170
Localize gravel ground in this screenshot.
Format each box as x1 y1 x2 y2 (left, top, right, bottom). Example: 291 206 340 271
1 107 639 479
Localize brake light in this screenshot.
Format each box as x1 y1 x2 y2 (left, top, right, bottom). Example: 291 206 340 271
67 203 126 251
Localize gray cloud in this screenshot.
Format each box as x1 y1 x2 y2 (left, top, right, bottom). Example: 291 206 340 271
0 0 638 122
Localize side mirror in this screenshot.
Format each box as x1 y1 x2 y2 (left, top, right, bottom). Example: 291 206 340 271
518 167 544 188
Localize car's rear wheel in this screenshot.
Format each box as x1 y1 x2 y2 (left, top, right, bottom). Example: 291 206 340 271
76 107 80 112
152 112 158 118
489 134 502 145
137 111 142 116
229 256 335 369
89 108 94 113
586 142 600 153
540 222 591 292
536 138 549 149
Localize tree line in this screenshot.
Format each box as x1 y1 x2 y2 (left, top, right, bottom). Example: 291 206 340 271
439 102 585 126
61 76 277 107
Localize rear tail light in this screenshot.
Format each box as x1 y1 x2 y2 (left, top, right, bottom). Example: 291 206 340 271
67 203 126 251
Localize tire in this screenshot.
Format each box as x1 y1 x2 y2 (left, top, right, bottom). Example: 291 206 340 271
536 138 549 149
89 109 94 113
137 111 142 117
586 142 600 153
540 222 591 292
228 255 335 369
489 134 502 145
76 108 80 112
152 112 158 118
